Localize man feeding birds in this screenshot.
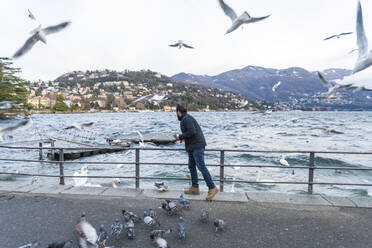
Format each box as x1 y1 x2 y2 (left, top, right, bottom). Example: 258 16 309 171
173 104 218 201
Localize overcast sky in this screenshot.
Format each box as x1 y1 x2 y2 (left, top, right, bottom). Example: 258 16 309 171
1 0 371 81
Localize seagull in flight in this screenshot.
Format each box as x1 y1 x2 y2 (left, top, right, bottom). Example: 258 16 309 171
0 117 32 141
353 1 372 74
0 101 24 109
272 81 281 92
239 99 248 108
323 32 353 41
169 40 194 49
218 0 270 35
13 21 71 58
64 122 94 130
28 9 36 21
317 72 353 97
129 94 168 106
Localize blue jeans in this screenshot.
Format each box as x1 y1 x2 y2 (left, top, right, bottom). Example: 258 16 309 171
188 148 215 190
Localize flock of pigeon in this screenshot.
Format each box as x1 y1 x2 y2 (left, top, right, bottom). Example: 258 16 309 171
17 194 225 248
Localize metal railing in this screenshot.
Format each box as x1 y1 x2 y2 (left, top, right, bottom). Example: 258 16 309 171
1 144 372 194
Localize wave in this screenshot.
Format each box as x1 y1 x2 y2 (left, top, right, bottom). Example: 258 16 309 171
0 175 16 181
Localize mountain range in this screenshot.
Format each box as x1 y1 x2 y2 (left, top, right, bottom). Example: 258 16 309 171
172 66 372 110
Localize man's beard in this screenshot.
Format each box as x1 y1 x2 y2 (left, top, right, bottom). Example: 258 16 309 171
177 114 182 121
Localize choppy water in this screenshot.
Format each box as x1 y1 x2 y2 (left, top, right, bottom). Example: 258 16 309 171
1 111 372 197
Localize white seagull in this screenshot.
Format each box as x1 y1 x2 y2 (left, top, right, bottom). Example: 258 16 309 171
13 21 71 58
318 69 372 93
169 40 194 49
317 72 353 97
218 0 271 35
112 178 121 188
73 166 89 186
64 122 94 130
239 99 248 108
323 32 353 41
28 9 36 21
0 117 32 141
149 94 168 105
280 155 294 175
353 1 372 74
0 101 24 109
272 81 281 92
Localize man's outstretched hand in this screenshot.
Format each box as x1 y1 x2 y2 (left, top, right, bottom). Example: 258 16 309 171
173 134 179 140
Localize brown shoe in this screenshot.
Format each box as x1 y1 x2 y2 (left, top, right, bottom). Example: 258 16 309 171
184 186 200 195
206 187 218 201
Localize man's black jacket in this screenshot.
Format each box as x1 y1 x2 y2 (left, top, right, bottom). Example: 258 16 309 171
179 113 206 152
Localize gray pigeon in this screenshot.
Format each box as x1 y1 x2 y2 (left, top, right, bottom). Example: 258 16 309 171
75 212 98 247
144 215 160 230
144 208 158 220
177 216 186 240
150 229 172 240
13 21 71 58
153 237 169 248
162 200 179 216
96 224 108 248
110 218 123 240
154 182 168 192
178 194 190 209
214 219 225 232
122 209 141 223
124 219 135 240
47 240 73 248
17 241 40 248
201 210 209 223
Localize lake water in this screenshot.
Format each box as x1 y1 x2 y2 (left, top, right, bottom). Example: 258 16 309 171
1 111 372 197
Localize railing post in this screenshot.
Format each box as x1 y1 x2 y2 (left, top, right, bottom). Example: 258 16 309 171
308 152 315 194
59 148 65 185
50 140 55 159
39 142 43 160
219 150 225 192
135 148 140 189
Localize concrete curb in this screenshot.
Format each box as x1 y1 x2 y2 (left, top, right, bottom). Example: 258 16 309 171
0 183 371 208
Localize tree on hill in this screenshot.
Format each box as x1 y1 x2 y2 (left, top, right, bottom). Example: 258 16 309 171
53 94 68 111
0 57 28 104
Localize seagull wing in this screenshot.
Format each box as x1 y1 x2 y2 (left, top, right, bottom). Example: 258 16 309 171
356 1 368 57
13 34 39 58
0 119 31 134
218 0 237 22
130 94 152 105
324 35 337 41
42 21 71 35
182 43 194 49
28 9 36 20
317 71 332 89
245 14 271 24
338 83 354 89
81 122 94 127
169 43 179 47
340 32 353 36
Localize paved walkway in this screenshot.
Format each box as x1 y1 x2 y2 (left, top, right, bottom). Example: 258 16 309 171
2 183 372 248
1 182 372 208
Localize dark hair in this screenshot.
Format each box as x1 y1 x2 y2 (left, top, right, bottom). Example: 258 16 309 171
176 104 187 113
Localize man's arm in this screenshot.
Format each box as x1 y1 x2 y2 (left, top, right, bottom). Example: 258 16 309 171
179 117 196 139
